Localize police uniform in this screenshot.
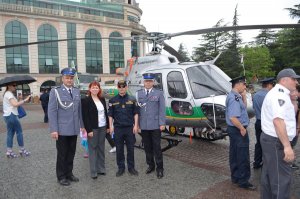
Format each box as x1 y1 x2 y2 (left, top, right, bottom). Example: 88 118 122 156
48 67 84 185
260 69 299 198
225 76 251 188
136 73 166 178
252 77 275 169
108 80 139 174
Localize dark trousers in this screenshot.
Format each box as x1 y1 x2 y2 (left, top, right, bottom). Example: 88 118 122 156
114 126 135 170
254 119 262 166
260 133 292 199
141 129 163 171
42 105 48 123
56 135 77 181
227 126 250 186
106 133 115 148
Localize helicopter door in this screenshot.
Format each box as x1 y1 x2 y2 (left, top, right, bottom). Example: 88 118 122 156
164 70 195 127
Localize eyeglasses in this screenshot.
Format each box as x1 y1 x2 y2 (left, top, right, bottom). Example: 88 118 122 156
118 86 126 88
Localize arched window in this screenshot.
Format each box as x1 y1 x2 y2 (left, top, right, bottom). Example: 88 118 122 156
5 20 29 74
37 24 59 74
109 31 124 74
85 29 102 73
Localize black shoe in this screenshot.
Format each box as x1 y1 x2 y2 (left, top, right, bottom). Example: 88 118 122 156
67 175 79 182
58 179 70 186
98 172 106 175
239 182 256 190
291 163 299 170
145 167 155 174
116 169 125 177
157 171 164 179
128 168 139 176
91 176 97 179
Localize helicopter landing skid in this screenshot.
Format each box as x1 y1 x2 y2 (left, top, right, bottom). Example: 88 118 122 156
134 133 182 152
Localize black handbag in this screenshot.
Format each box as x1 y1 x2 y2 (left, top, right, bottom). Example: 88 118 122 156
17 106 27 119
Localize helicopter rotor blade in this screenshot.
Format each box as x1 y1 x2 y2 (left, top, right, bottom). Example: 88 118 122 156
162 42 185 62
0 36 135 49
169 23 300 38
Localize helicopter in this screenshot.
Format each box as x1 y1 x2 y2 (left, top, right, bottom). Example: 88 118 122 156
1 23 300 141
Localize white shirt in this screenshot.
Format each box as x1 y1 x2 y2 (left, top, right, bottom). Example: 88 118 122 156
3 91 18 117
95 100 106 127
144 88 153 95
261 84 296 141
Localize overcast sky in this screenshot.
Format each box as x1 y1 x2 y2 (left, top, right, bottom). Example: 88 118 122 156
137 0 299 54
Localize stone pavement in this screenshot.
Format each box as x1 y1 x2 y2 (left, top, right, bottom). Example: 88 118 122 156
0 104 300 199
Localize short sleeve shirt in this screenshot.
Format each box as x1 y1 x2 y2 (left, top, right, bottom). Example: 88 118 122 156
3 91 18 116
253 89 268 120
261 84 296 141
225 90 249 126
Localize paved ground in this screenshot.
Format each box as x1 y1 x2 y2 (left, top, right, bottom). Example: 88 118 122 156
0 104 300 199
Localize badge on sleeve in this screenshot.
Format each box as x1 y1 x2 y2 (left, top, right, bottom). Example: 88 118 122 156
278 99 285 106
278 88 284 93
234 95 239 101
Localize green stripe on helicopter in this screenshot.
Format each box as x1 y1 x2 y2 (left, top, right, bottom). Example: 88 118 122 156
165 107 207 119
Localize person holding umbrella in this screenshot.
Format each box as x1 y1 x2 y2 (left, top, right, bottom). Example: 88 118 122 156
3 83 31 158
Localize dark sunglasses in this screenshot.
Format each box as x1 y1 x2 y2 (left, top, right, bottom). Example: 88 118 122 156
118 85 126 88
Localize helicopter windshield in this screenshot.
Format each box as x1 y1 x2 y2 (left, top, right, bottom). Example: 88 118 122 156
186 65 231 99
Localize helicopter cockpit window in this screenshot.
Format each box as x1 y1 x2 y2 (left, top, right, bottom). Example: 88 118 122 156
171 101 193 115
153 73 163 90
186 65 231 99
167 71 187 98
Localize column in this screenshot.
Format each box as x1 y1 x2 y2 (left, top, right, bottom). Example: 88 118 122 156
76 23 86 73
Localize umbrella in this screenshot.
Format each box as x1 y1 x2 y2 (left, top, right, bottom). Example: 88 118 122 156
0 75 36 87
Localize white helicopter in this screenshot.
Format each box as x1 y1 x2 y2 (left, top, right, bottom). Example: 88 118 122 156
1 24 300 142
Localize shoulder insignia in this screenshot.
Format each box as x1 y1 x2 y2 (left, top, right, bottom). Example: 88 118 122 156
278 99 285 106
112 102 120 106
234 95 239 101
278 88 284 93
126 101 133 104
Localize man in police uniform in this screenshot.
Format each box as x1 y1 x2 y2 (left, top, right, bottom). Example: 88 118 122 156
260 68 300 199
225 76 255 190
252 77 275 169
108 80 139 177
48 67 85 186
136 73 166 179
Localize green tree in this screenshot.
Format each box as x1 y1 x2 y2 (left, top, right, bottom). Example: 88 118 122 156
255 29 277 46
241 46 275 81
192 19 229 62
177 43 190 62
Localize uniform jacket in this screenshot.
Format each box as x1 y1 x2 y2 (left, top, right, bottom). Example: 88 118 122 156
81 96 109 133
48 85 84 136
108 93 139 127
137 88 166 130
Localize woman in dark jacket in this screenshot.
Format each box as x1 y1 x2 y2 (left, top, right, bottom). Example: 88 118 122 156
81 81 109 179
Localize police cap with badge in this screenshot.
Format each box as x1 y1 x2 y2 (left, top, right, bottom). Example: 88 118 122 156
117 80 127 88
143 73 155 80
61 67 76 76
230 76 246 87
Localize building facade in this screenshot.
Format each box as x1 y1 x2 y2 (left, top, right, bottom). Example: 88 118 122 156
0 0 146 101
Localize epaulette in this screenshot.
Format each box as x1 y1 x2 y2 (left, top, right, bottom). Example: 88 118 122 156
234 95 239 101
278 88 284 93
53 86 60 89
73 86 79 89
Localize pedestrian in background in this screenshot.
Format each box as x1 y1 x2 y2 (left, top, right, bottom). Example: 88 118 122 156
108 80 139 177
48 67 84 186
40 89 49 123
3 83 31 158
252 77 275 169
225 76 255 190
136 73 166 179
260 68 300 199
81 81 109 179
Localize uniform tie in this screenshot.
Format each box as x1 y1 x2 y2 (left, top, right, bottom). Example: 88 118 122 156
146 90 149 97
68 88 73 98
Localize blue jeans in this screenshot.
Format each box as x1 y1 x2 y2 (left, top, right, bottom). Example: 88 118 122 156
4 113 24 148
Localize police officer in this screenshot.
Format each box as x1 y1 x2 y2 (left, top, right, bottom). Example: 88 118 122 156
225 76 255 190
261 68 300 199
136 73 166 179
48 67 85 186
252 77 275 169
108 80 139 177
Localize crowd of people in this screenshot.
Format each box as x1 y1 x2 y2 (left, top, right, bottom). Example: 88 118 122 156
226 68 300 198
2 66 299 198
